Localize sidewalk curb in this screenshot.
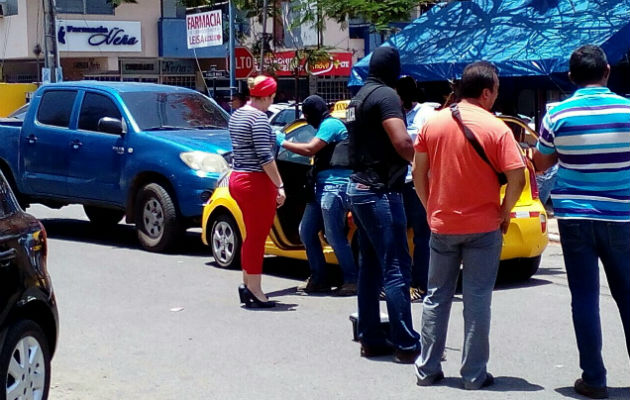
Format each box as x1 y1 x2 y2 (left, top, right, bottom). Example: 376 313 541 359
548 233 560 243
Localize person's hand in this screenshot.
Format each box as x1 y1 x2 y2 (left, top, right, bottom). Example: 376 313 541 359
276 187 286 208
275 131 286 148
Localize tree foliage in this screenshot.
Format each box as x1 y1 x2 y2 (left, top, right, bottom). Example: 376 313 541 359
110 0 437 33
292 0 438 33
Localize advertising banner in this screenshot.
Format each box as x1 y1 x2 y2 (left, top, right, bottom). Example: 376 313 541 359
269 51 353 77
57 20 142 52
186 10 223 49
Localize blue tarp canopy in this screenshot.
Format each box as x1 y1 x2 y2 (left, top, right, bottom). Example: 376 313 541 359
349 0 630 86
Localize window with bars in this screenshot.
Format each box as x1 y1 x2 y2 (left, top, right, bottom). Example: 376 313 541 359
162 75 196 89
84 74 120 81
315 76 351 103
56 0 114 15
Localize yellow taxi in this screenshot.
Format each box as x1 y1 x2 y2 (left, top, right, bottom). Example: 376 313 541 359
201 108 548 281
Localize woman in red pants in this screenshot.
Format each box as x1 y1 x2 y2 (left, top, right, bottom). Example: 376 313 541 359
228 75 285 308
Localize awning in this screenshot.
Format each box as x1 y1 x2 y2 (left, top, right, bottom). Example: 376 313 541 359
349 0 630 86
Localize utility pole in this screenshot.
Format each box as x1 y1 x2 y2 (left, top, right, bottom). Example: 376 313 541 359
228 0 236 102
42 0 60 82
260 0 268 72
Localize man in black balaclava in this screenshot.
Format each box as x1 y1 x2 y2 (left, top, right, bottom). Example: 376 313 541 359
278 95 358 296
345 46 421 364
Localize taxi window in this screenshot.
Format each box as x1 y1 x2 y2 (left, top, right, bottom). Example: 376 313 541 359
272 109 299 126
504 120 538 148
276 124 316 166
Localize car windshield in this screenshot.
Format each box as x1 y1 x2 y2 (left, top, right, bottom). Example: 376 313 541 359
120 91 230 131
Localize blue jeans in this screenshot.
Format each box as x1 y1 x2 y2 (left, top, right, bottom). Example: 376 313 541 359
402 183 431 292
347 182 419 351
415 229 502 388
300 182 357 285
557 219 630 387
536 164 558 205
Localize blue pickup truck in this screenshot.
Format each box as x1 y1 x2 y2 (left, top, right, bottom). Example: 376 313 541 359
0 81 233 252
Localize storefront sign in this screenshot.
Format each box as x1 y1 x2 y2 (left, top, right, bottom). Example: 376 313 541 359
121 59 160 75
186 10 223 49
57 20 142 52
161 59 195 75
269 51 353 77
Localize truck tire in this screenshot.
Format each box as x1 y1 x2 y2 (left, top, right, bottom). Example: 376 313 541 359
83 205 124 227
135 183 180 252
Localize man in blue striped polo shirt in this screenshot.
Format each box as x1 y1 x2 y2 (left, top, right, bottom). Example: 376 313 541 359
534 45 630 400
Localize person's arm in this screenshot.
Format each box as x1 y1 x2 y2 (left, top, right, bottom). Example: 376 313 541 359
412 152 430 209
383 118 414 162
500 167 526 233
533 113 559 171
261 160 286 207
281 137 327 157
532 150 558 172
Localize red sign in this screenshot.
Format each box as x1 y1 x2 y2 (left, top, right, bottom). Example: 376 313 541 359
227 47 255 79
269 51 353 77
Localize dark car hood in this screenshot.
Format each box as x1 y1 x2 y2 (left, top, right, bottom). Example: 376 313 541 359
144 129 233 154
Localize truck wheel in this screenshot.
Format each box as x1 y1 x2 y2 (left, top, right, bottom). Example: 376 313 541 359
0 320 51 400
498 255 541 282
209 213 241 269
135 183 180 252
83 205 124 227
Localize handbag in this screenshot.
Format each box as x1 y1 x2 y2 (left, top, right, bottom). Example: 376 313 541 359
450 103 508 185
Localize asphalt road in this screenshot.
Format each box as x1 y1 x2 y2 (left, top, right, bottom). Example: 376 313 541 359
26 204 629 400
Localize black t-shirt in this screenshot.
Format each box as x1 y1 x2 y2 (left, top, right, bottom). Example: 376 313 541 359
349 82 409 191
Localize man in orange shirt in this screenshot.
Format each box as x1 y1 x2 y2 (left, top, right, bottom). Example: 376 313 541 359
412 61 525 389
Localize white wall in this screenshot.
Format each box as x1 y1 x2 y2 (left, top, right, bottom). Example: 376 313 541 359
0 0 30 59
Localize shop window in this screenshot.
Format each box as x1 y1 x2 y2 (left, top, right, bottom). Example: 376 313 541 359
37 90 78 128
78 93 122 133
57 0 114 15
315 76 351 103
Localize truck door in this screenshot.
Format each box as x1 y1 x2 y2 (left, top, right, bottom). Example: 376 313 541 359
65 91 126 203
21 89 78 197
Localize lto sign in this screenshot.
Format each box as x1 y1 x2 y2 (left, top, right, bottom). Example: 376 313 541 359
228 47 255 79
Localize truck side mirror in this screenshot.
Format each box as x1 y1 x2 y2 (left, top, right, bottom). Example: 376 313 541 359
98 117 125 135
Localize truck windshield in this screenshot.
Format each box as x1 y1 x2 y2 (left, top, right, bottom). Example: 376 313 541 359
120 91 230 131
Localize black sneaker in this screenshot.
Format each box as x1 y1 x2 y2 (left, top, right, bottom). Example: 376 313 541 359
417 371 445 387
574 379 608 399
393 344 422 364
297 276 331 293
463 373 494 390
360 343 394 358
334 283 357 296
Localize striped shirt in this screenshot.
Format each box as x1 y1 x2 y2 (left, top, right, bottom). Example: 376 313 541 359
228 105 275 172
537 87 630 222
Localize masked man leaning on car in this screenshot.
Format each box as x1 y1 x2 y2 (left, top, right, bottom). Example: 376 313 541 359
345 46 421 364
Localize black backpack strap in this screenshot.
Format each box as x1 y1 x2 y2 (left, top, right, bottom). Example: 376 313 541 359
450 103 507 184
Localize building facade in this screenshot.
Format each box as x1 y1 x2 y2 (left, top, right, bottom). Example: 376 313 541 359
0 0 369 103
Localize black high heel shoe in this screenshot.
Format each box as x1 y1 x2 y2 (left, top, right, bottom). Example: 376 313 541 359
241 286 276 309
238 284 247 304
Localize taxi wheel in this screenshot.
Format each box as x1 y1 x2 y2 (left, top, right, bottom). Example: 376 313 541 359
210 213 241 269
498 255 542 282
